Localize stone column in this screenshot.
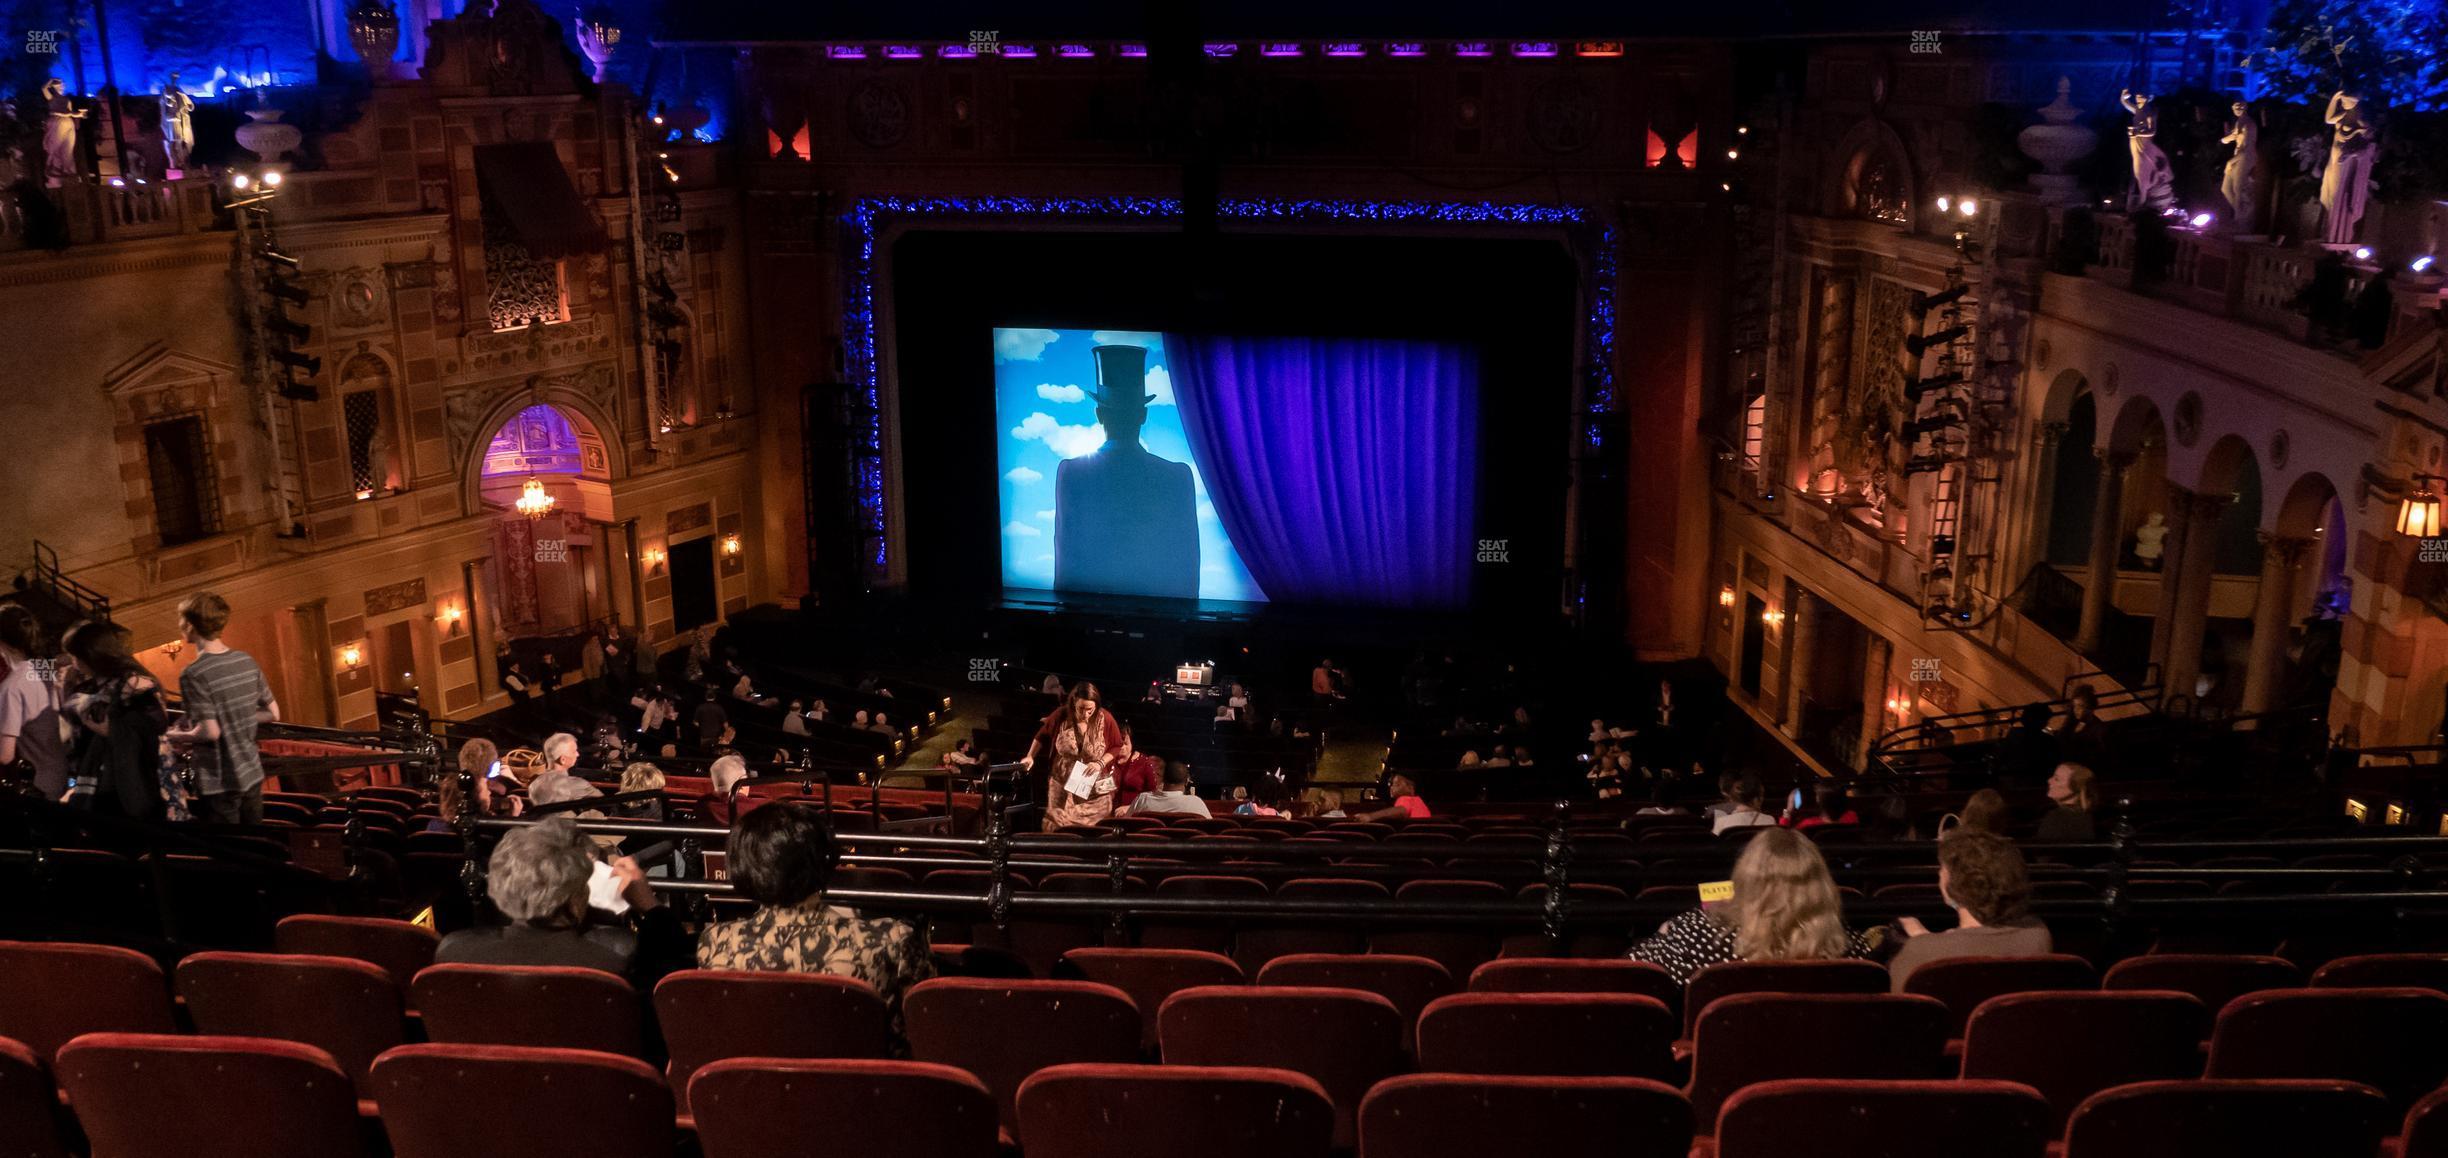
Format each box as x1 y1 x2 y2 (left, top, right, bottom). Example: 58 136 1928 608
2239 534 2311 716
1854 633 1894 772
2073 450 2135 654
1783 590 1822 737
2160 490 2230 706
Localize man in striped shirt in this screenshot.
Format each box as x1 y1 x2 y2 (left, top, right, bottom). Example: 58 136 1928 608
167 591 280 825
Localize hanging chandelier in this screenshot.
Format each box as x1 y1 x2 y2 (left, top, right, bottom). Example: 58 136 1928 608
514 476 556 520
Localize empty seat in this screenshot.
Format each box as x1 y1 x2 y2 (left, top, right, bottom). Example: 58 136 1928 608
1370 880 1508 978
0 1036 68 1158
2310 953 2448 993
904 978 1140 1142
1468 958 1682 1016
1415 993 1676 1081
1234 879 1385 969
1359 1074 1691 1158
1254 954 1452 1052
1682 958 1890 1038
2060 1079 2392 1158
0 941 175 1062
2206 987 2448 1111
57 1034 365 1158
410 964 646 1058
275 915 439 995
2102 953 2302 1015
689 1058 996 1158
1900 954 2099 1037
1004 873 1135 977
654 970 891 1115
1017 1063 1332 1158
370 1043 674 1158
1140 875 1269 956
1060 949 1245 1052
1715 1079 2050 1158
175 951 405 1088
1959 990 2209 1130
1157 985 1405 1150
1685 993 1951 1127
2401 1086 2448 1158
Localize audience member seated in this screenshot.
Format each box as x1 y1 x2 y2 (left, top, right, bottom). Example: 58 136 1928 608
1126 762 1211 817
1946 788 2009 837
1702 769 1743 822
1635 779 1688 816
782 700 808 735
2047 688 2107 765
1786 781 1859 830
698 754 752 822
1354 773 1431 822
433 738 521 832
1886 830 2050 990
1628 827 1872 984
1993 702 2059 791
1302 787 1345 819
1712 775 1778 835
436 818 687 985
943 738 983 773
2034 763 2098 842
695 690 729 751
616 762 666 822
697 802 936 1035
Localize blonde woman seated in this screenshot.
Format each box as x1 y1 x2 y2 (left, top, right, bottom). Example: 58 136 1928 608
1627 827 1872 984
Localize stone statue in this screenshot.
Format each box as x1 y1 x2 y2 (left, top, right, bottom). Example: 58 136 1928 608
2133 511 2170 569
2118 88 2176 215
2219 100 2258 233
367 423 399 493
41 79 86 187
2320 89 2374 246
158 73 194 174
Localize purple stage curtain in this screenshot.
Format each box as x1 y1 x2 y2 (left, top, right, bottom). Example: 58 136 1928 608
1166 334 1478 608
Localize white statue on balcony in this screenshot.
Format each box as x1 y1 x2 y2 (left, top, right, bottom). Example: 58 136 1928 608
2320 90 2374 246
2119 88 2176 215
41 79 86 187
159 73 194 175
2133 512 2170 570
2220 100 2258 233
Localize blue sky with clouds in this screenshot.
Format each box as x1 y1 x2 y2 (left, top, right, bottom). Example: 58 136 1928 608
994 327 1264 602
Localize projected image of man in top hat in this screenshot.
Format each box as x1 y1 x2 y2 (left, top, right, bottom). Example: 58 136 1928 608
1053 344 1199 598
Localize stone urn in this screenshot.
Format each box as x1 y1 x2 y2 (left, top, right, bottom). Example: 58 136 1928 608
2018 76 2098 208
575 7 622 83
347 0 401 76
235 105 302 166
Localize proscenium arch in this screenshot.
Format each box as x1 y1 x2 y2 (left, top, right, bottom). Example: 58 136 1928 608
453 387 627 519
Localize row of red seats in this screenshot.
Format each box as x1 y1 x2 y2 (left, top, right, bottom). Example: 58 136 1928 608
10 936 2448 1151
12 1035 2447 1158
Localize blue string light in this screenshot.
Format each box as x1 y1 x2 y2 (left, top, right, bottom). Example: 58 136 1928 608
839 194 1622 581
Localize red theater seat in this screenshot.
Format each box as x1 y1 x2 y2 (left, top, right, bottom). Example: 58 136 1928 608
903 978 1140 1142
57 1034 365 1158
0 941 175 1062
2400 1086 2448 1158
1684 993 1951 1128
1140 875 1269 956
274 915 439 994
2101 953 2302 1015
2060 1079 2393 1158
653 970 891 1115
1713 1079 2050 1158
1157 985 1405 1150
370 1043 674 1158
175 951 406 1088
1958 990 2209 1130
409 964 646 1058
0 1037 68 1158
1899 953 2099 1037
1255 953 1452 1053
2310 953 2448 993
2205 988 2448 1111
1414 993 1676 1081
1234 878 1386 969
689 1058 996 1158
1682 958 1890 1038
1017 1063 1332 1158
1359 1074 1691 1158
1468 957 1682 1015
1370 880 1508 979
1060 949 1245 1051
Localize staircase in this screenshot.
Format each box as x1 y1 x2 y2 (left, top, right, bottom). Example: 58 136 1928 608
5 541 110 630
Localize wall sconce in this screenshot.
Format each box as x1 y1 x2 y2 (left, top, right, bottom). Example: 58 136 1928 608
721 533 742 557
339 643 365 670
643 546 667 574
1761 608 1786 629
437 604 465 637
1718 586 1737 608
2396 475 2444 539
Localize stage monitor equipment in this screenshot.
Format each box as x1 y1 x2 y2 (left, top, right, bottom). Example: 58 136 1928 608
1175 663 1214 687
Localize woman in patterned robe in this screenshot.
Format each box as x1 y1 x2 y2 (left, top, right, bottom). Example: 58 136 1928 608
1025 682 1122 831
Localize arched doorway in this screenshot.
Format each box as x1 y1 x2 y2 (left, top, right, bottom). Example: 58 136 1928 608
476 403 617 645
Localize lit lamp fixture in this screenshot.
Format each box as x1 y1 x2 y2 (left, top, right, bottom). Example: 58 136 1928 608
721 533 743 556
1717 586 1737 608
514 476 555 520
1761 608 1786 628
643 545 667 574
2397 475 2444 539
437 604 464 636
340 643 364 669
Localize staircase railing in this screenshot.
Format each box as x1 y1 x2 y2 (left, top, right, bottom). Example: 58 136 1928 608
21 540 110 622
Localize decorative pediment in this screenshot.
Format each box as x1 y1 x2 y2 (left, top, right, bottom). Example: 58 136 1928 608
102 343 241 398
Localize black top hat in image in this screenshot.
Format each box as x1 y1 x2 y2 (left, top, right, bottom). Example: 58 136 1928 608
1088 345 1158 412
